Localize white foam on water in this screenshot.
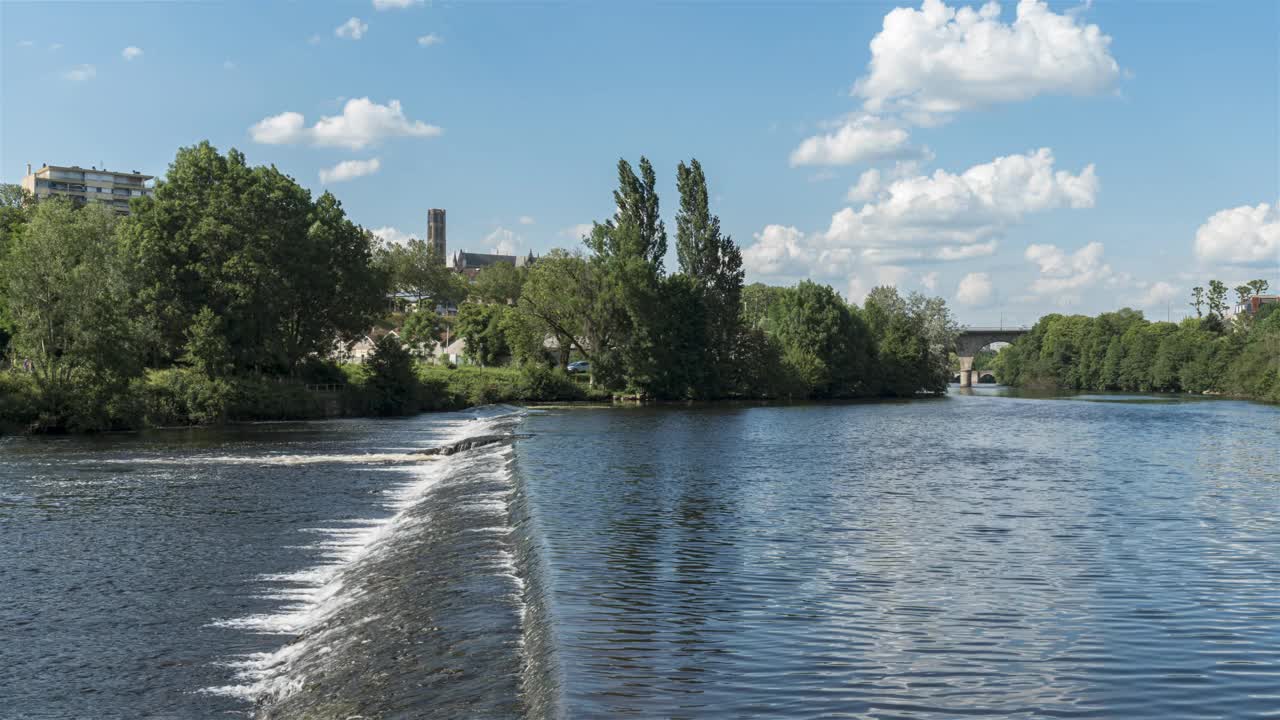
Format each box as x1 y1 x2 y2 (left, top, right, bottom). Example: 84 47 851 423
201 412 528 706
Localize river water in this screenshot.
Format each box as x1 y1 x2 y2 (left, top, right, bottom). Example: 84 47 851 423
2 391 1277 718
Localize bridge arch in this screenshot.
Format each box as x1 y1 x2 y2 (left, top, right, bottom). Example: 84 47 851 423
954 327 1029 387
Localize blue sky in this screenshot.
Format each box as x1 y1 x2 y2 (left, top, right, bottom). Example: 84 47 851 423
2 0 1276 325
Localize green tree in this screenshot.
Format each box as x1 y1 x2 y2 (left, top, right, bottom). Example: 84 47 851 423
376 237 467 308
456 302 511 367
401 308 442 357
674 158 745 397
119 142 386 374
1190 286 1204 318
363 335 418 415
519 249 608 373
581 157 668 392
1207 279 1228 320
1247 279 1270 297
1235 285 1254 305
2 201 142 429
0 184 34 352
470 261 526 305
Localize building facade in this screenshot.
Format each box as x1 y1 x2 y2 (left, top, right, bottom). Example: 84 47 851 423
20 163 153 215
448 250 537 280
426 208 446 259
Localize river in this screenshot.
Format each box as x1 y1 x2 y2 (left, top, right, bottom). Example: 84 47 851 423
1 390 1277 718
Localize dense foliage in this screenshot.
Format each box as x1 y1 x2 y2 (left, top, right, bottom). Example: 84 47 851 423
502 157 958 401
993 293 1279 402
0 145 962 432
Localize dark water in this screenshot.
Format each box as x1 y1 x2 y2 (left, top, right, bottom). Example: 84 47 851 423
2 392 1278 718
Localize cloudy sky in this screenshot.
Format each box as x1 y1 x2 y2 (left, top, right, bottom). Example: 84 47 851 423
2 0 1276 324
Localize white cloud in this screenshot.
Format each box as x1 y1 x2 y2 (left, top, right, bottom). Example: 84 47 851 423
743 148 1095 283
308 34 322 45
821 148 1095 249
486 227 522 256
1025 241 1113 301
743 225 811 277
790 114 915 167
319 157 381 184
49 43 63 51
417 33 443 47
1138 281 1178 308
64 64 96 81
856 0 1120 117
920 271 938 291
1193 202 1280 267
17 40 35 49
250 111 307 144
956 272 993 306
122 46 143 61
935 241 997 260
250 98 441 150
223 60 236 71
847 169 882 202
335 17 369 40
374 0 422 8
518 216 535 225
560 223 594 242
371 226 414 245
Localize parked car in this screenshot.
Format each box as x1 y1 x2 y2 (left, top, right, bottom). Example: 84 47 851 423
567 360 590 374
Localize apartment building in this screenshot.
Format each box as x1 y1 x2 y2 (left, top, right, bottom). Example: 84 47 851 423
20 163 154 215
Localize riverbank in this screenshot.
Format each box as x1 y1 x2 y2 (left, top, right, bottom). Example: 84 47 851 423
0 364 610 435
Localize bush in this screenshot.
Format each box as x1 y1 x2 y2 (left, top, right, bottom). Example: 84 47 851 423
0 371 39 430
131 368 235 426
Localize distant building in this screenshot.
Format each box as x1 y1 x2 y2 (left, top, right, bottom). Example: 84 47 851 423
1226 295 1280 321
20 163 153 215
426 208 446 259
448 249 537 280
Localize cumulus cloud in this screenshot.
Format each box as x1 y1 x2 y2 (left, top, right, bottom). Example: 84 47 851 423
319 157 381 184
486 227 522 256
956 272 993 305
122 46 143 61
1025 241 1113 301
824 149 1095 246
560 223 594 241
335 17 369 40
790 114 915 167
920 271 939 291
1193 202 1280 267
371 226 414 245
518 216 535 225
417 33 443 47
250 98 441 150
856 0 1120 118
847 169 882 202
1138 281 1178 308
64 64 96 81
742 225 811 277
744 149 1096 282
374 0 422 8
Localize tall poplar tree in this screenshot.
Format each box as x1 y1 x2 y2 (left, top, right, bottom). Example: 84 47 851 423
674 158 744 397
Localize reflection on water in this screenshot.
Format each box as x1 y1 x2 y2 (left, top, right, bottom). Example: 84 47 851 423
2 394 1277 718
517 394 1280 718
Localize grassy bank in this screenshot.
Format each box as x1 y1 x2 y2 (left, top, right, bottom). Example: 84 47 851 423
0 363 609 434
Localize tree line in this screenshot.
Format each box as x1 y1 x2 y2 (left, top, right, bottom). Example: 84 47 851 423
992 280 1278 402
430 157 959 400
0 142 959 431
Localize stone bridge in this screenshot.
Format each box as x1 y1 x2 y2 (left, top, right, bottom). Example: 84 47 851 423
954 327 1029 387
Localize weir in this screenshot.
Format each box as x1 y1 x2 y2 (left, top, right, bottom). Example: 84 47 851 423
207 407 561 719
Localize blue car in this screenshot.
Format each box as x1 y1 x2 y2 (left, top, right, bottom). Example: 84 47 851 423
567 360 590 374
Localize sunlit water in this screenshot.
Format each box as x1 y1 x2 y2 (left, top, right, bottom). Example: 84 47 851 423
2 392 1277 718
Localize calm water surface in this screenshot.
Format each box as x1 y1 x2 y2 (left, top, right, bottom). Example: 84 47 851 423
1 391 1277 718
